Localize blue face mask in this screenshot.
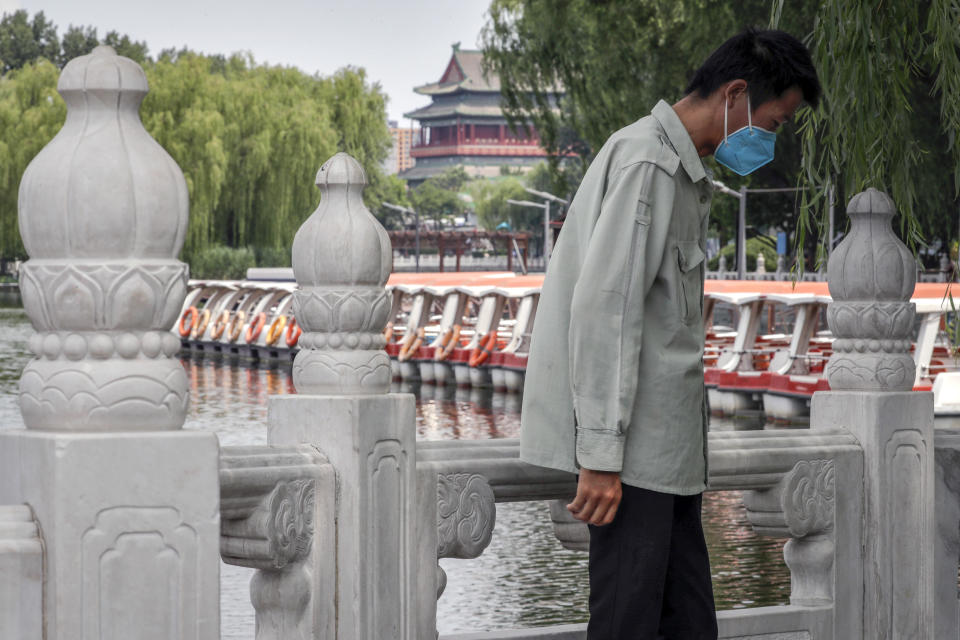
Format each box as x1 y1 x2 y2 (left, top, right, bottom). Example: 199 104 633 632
714 95 776 176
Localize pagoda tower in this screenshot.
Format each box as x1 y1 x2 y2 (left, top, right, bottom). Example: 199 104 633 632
400 44 560 186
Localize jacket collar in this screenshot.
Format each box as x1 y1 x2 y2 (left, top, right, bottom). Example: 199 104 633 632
651 100 707 183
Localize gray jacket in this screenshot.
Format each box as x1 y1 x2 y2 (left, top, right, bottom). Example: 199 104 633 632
519 100 713 495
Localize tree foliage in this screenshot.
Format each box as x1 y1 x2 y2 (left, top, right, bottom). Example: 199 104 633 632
0 11 394 266
481 0 820 256
787 0 960 266
482 1 815 158
0 59 64 260
0 10 149 70
410 167 469 229
485 0 960 266
0 10 59 73
469 177 528 231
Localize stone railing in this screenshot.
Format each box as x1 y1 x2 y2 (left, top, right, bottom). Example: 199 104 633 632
2 47 959 640
415 431 863 639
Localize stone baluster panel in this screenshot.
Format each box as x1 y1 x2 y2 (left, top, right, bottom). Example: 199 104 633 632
0 46 220 639
219 445 336 640
744 459 838 607
268 152 416 640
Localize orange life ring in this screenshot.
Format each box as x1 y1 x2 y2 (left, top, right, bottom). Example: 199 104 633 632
210 310 230 340
383 321 395 344
179 307 198 337
468 331 498 367
434 324 462 362
191 308 212 339
265 315 288 346
286 316 302 347
246 312 267 343
398 327 425 362
227 310 247 343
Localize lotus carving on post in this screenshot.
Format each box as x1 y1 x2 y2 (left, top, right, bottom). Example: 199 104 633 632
16 46 191 431
824 189 917 392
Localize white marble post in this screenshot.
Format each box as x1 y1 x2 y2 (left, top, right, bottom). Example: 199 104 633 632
0 46 220 638
268 153 416 639
0 505 42 639
811 188 935 638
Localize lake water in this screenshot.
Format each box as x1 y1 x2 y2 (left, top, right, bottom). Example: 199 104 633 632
0 302 790 637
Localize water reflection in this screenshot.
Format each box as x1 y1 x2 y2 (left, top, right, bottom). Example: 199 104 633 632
0 309 790 637
0 308 31 427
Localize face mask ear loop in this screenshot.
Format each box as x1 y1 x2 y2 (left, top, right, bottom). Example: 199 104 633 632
723 98 730 146
747 93 754 135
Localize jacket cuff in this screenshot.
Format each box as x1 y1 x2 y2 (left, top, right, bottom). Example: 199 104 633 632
575 428 625 472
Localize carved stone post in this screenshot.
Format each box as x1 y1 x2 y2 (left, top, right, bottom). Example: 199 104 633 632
268 153 416 639
0 505 42 638
933 434 960 638
0 46 219 638
811 188 934 638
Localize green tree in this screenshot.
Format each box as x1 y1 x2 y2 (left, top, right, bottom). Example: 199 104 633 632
470 177 528 231
482 0 817 159
102 30 149 64
431 165 470 192
0 42 393 265
787 0 960 268
0 59 64 259
0 10 148 71
141 52 229 260
481 1 819 257
524 160 584 204
410 178 462 230
366 173 412 230
326 67 391 172
0 10 59 73
59 25 98 63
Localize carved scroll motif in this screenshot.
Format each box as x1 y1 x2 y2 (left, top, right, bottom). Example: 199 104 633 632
781 459 835 538
437 473 495 559
268 479 316 569
220 446 326 571
778 459 838 607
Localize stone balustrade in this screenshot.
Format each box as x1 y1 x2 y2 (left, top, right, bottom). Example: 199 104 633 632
1 46 220 639
417 430 863 639
420 188 959 639
2 47 959 640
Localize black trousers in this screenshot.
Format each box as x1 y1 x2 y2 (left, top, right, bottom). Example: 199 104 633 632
586 483 718 640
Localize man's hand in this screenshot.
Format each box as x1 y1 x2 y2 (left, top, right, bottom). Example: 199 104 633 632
567 468 622 526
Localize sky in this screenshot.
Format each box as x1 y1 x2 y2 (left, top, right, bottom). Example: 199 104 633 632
2 0 492 124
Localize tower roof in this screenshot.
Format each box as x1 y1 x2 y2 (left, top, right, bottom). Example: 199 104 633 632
414 47 501 95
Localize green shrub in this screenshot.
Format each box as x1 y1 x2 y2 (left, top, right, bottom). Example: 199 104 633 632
708 237 779 272
254 246 291 269
190 246 256 280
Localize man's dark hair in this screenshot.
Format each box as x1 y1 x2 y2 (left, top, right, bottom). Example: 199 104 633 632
685 28 821 108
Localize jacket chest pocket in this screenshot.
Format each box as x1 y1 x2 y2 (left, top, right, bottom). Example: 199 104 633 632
676 241 705 324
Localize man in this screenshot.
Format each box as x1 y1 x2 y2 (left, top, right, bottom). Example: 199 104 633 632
520 29 821 639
